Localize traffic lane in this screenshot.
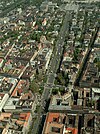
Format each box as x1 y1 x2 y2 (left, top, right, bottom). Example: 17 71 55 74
49 32 70 76
31 108 43 133
50 58 59 72
47 74 55 84
31 12 71 134
50 57 60 73
42 88 50 98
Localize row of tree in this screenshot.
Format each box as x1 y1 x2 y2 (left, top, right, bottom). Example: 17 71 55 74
55 71 69 87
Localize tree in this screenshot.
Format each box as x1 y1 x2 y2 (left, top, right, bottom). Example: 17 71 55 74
29 80 39 93
96 61 100 71
57 73 65 85
52 88 58 95
56 71 69 86
59 88 65 94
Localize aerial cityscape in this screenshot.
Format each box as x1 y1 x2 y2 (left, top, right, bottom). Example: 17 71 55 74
0 0 100 134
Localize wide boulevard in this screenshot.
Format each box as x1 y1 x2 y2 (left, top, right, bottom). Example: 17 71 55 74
31 11 72 134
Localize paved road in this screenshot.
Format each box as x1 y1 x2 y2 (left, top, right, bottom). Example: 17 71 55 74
49 109 100 115
31 12 72 134
47 12 71 84
74 25 99 86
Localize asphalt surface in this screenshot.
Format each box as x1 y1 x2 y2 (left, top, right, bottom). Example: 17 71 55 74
31 12 72 134
49 109 100 115
31 9 100 134
47 12 71 84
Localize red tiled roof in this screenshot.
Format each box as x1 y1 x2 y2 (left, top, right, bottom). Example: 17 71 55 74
5 60 12 65
0 58 3 63
0 93 4 98
65 128 78 134
20 112 30 122
46 113 60 123
21 93 32 100
0 113 11 120
11 80 26 96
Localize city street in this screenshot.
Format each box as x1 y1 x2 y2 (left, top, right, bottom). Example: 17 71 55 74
31 11 72 134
